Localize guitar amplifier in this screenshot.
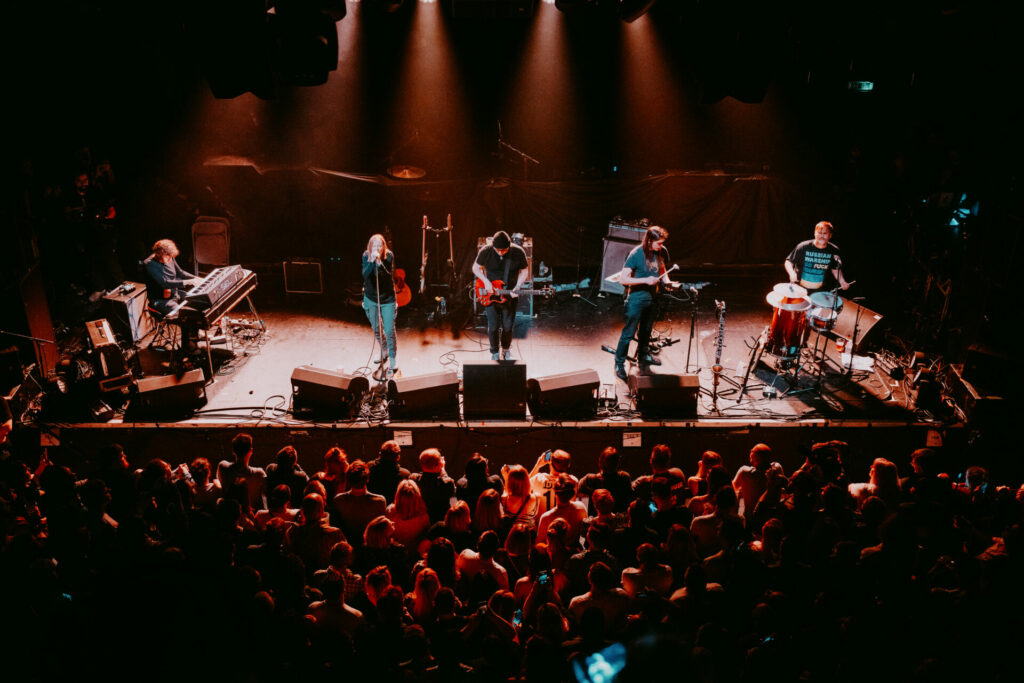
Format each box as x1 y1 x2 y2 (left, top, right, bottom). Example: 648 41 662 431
476 236 533 317
85 319 132 391
101 282 153 344
284 259 324 294
600 237 638 296
607 218 649 242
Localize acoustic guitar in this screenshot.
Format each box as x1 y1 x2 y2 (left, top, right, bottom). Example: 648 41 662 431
383 226 411 308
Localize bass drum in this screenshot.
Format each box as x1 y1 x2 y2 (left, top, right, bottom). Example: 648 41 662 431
765 283 811 357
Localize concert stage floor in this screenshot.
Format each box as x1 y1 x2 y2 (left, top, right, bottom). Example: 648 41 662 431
142 270 910 422
44 267 970 480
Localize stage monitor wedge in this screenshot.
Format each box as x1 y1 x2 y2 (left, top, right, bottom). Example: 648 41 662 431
629 372 699 419
527 369 599 419
127 369 207 420
388 370 460 420
291 366 368 419
463 362 527 420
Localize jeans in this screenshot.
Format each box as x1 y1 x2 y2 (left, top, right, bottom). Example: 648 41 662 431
614 292 656 367
363 298 397 368
484 299 517 353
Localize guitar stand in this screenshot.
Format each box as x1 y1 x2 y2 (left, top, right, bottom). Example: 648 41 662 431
420 215 456 327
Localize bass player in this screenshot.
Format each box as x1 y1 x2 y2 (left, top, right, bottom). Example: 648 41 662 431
472 230 529 361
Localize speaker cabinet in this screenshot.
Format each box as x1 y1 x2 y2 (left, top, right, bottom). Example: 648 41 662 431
629 373 699 419
128 369 207 419
600 237 639 295
291 366 368 418
463 362 527 420
388 370 460 420
283 260 324 294
527 369 599 419
101 283 153 344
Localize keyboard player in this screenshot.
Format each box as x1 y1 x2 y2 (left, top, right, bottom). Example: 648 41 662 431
143 239 203 315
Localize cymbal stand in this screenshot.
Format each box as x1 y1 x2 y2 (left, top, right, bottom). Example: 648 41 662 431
812 289 842 393
736 331 767 403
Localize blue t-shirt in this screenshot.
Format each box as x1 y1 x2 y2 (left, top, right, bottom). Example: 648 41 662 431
787 240 842 290
623 245 668 301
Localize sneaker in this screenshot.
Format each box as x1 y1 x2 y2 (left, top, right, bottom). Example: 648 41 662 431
500 349 513 361
491 352 499 361
389 368 401 379
614 365 628 381
641 354 662 366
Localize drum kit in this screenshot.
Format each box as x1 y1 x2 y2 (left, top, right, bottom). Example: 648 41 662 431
737 282 847 400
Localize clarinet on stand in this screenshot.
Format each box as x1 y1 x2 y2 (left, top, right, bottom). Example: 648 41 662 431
710 300 726 411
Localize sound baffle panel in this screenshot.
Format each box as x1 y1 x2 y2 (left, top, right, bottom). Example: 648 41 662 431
388 370 460 420
830 299 883 353
628 373 699 419
128 369 207 419
526 369 599 419
600 237 639 295
101 283 153 344
291 365 369 417
463 362 527 420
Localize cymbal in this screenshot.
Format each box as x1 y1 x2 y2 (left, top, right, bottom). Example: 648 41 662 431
809 291 842 310
485 177 510 189
773 282 808 298
766 289 811 311
387 165 426 179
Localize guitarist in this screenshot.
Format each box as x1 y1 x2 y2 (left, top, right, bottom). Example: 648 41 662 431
472 230 529 361
362 234 399 377
613 225 675 381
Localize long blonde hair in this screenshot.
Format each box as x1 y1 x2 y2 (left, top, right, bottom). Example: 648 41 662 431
390 479 428 520
366 233 391 259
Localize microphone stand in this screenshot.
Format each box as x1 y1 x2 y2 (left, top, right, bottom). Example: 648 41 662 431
371 250 390 384
572 225 596 308
684 287 699 373
845 300 864 378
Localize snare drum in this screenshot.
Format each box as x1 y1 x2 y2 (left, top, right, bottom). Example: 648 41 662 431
806 291 843 332
765 283 811 357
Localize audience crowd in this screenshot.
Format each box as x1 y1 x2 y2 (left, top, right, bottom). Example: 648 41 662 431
1 424 1021 682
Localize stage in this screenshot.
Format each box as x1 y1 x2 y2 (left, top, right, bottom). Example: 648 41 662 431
30 266 969 480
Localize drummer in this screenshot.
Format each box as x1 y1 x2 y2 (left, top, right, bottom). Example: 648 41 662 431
784 221 851 292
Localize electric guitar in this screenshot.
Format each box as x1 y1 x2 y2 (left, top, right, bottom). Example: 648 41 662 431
474 279 555 307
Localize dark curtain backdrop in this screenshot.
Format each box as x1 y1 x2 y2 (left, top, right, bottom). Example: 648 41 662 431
131 168 806 288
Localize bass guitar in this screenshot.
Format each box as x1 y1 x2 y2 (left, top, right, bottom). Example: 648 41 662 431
474 279 555 307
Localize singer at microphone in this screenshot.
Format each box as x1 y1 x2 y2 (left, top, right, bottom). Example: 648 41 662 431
362 233 399 377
